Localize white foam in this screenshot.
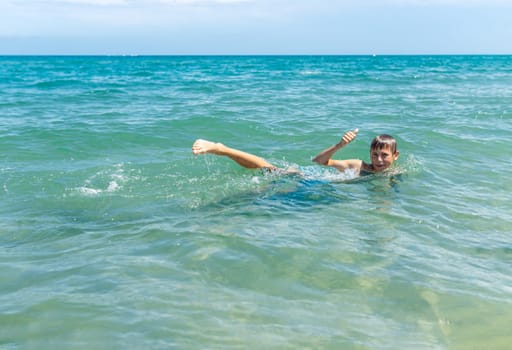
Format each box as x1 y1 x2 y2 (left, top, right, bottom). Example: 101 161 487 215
300 70 321 76
107 181 120 192
78 187 103 196
300 166 360 182
73 163 130 196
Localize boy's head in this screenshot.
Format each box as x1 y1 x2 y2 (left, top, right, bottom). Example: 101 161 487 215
369 134 399 172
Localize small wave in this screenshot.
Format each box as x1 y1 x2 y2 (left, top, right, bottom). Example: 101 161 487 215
77 186 103 196
299 70 322 76
77 180 121 196
264 160 417 184
71 163 132 197
397 154 423 175
32 79 82 88
301 166 360 182
88 88 126 96
132 71 154 77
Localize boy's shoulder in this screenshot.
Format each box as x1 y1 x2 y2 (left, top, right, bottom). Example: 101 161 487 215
360 161 374 175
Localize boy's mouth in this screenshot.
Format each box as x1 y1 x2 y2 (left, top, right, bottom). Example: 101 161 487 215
373 164 388 172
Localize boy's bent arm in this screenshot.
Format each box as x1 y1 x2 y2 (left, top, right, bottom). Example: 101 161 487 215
325 159 363 172
312 129 359 165
312 143 344 165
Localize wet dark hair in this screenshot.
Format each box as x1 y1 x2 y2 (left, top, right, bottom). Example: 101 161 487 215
370 134 397 154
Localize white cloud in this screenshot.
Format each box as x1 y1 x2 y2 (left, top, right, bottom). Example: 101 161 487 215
5 0 128 5
3 0 511 7
161 0 253 3
4 0 255 5
380 0 511 5
63 0 127 4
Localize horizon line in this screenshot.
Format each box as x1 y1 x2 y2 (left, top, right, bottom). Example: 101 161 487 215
1 53 512 57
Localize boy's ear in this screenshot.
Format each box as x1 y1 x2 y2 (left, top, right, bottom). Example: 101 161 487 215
393 151 400 160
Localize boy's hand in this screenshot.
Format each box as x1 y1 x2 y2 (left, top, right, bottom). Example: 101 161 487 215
340 128 359 146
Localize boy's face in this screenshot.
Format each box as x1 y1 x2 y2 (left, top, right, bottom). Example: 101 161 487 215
370 146 399 172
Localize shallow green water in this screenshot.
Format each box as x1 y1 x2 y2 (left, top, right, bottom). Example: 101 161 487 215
1 55 511 349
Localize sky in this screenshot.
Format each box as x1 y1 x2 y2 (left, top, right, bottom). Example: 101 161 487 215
0 0 511 55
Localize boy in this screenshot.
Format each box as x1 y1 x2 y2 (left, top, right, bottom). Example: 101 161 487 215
192 128 399 176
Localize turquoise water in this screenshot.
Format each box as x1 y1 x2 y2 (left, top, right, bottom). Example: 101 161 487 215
1 55 511 349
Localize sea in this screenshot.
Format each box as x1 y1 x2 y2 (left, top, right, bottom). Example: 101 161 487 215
1 55 511 349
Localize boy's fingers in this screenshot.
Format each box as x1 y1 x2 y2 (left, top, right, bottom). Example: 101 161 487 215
341 129 358 144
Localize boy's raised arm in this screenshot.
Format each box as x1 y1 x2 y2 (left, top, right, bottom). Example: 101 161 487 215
312 128 359 165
